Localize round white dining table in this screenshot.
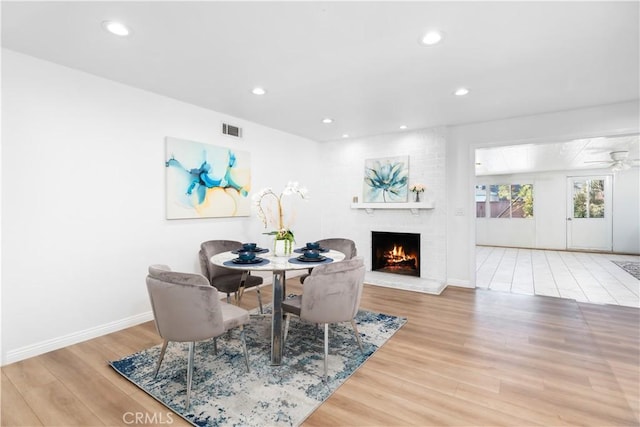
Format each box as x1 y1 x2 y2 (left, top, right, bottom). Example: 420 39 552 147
210 248 345 365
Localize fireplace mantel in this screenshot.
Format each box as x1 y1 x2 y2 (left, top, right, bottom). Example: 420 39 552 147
351 201 435 215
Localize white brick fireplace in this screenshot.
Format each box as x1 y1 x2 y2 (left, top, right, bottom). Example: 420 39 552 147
318 128 447 294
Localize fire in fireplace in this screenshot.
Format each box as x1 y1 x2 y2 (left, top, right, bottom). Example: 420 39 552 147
371 231 420 277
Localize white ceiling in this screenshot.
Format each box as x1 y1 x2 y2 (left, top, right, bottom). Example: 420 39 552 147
2 1 638 144
475 134 640 176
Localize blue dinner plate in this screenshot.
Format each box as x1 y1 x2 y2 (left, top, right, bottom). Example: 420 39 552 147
294 247 329 254
231 247 269 254
231 257 265 264
296 255 327 262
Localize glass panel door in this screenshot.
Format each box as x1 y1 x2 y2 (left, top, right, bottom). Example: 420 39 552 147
567 176 612 251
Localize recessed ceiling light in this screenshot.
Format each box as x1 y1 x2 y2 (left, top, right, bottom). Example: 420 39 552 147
251 87 266 95
322 118 333 124
420 30 443 46
399 125 408 130
102 21 131 37
342 134 349 138
454 87 470 96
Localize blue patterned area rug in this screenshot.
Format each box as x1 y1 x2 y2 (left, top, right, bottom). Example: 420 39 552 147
612 261 640 280
110 309 406 427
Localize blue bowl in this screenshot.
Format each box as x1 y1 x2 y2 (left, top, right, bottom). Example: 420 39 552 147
242 242 257 251
238 250 256 261
303 249 321 259
306 242 320 250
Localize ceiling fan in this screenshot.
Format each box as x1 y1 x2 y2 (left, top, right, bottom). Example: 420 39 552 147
584 151 640 171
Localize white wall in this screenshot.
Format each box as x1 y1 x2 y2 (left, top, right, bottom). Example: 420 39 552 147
1 49 321 364
447 101 640 287
612 167 640 253
319 129 447 283
476 167 640 253
3 48 639 364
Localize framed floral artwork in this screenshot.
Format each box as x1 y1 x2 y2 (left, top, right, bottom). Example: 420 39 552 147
165 137 251 219
363 156 409 203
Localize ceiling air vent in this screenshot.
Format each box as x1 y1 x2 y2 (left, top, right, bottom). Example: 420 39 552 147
222 123 243 138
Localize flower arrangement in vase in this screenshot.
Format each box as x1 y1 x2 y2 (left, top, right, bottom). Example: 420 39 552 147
409 183 425 202
252 182 308 255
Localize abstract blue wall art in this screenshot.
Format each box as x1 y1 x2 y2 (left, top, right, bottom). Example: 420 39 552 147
363 156 409 203
165 137 252 219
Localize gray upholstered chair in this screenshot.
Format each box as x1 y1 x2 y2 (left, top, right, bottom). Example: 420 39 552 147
299 238 358 284
283 257 365 381
199 240 263 313
146 264 250 408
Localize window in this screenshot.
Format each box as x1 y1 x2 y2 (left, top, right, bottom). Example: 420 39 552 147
489 184 511 218
573 179 604 218
475 185 487 218
476 183 533 218
511 184 534 218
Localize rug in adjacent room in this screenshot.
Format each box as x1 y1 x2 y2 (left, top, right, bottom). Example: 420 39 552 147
612 260 640 280
110 309 406 427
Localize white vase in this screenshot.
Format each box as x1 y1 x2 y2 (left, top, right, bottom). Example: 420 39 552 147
273 239 291 257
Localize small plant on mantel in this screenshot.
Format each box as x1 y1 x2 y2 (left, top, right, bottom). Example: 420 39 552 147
409 183 425 202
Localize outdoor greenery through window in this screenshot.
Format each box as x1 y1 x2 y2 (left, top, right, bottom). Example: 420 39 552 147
476 184 534 218
573 179 605 218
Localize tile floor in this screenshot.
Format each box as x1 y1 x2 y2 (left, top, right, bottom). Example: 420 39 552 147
476 246 640 308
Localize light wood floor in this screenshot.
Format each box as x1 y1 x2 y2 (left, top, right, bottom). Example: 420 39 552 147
2 280 639 426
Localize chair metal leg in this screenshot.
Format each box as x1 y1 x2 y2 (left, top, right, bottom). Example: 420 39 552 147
213 337 218 355
256 287 263 314
240 326 250 373
236 271 248 305
283 313 291 344
226 293 231 304
350 319 364 353
186 342 195 408
237 271 264 314
154 339 169 377
323 323 329 382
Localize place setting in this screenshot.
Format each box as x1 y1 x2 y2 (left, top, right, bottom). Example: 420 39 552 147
293 241 329 254
289 242 334 265
224 242 271 267
230 242 269 254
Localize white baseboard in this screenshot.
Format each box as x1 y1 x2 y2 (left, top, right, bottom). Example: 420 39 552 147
446 278 472 288
2 311 154 366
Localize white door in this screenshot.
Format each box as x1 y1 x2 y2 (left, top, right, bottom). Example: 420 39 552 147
566 176 612 251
